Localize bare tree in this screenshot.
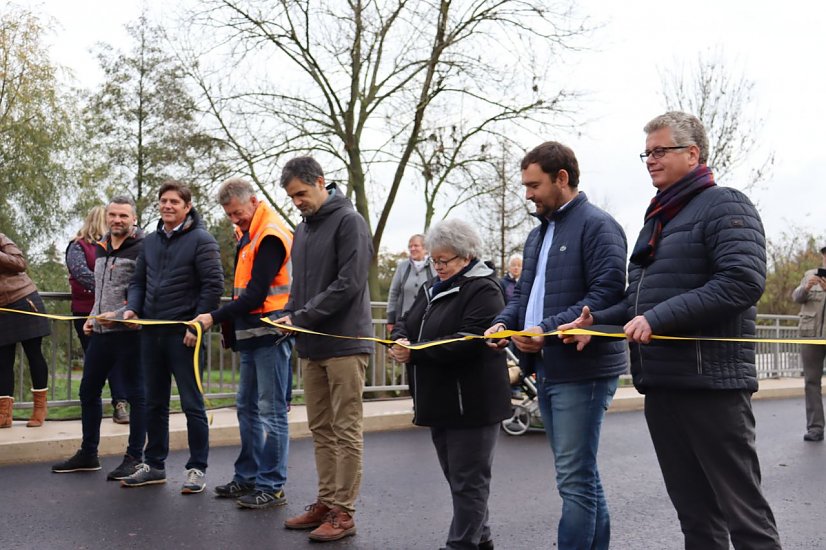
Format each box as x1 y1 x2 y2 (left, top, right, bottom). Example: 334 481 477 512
660 51 774 192
183 0 587 297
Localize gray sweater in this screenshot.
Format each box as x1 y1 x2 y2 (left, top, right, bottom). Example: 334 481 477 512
91 228 145 333
386 258 435 324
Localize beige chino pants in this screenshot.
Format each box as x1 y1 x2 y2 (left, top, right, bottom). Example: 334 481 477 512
302 354 368 514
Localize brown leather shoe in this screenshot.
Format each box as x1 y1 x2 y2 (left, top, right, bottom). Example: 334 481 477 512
284 501 331 530
308 507 356 542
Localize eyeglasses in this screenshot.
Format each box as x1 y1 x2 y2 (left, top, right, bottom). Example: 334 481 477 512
429 255 459 268
639 146 689 162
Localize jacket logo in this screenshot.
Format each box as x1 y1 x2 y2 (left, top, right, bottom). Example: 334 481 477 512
559 245 567 252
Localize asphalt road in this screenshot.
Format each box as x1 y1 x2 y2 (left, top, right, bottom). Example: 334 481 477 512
1 397 822 549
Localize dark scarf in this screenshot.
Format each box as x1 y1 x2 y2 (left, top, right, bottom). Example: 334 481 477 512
630 165 716 266
429 259 478 298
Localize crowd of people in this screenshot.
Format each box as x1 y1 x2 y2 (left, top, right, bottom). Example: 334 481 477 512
1 110 814 549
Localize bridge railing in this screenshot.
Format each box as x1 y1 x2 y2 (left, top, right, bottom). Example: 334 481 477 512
8 294 803 407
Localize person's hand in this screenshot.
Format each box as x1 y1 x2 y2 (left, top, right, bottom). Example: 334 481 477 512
624 315 653 344
183 328 198 348
121 309 140 329
97 311 117 328
192 313 214 331
512 326 544 354
389 338 411 363
272 315 294 334
818 277 826 291
484 323 509 349
82 318 95 336
805 275 820 291
557 305 594 351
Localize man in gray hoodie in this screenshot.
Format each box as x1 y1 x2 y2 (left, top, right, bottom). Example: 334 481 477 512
275 156 373 543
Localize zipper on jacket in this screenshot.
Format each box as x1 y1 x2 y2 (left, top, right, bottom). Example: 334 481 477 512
456 379 464 416
695 341 703 374
634 267 647 379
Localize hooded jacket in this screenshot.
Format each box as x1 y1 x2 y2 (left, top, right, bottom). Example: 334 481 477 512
127 207 224 326
284 184 374 360
91 227 145 333
393 261 511 428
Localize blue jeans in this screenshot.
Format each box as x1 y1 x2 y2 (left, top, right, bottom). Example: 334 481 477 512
79 331 146 459
536 376 618 550
233 338 293 492
142 329 209 472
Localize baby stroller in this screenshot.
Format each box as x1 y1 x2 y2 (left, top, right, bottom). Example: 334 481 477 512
501 348 544 436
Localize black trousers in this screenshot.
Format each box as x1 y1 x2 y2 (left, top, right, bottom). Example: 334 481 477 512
430 423 499 550
645 389 781 550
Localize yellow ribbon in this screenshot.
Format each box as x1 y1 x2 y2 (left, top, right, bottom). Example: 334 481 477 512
0 307 207 393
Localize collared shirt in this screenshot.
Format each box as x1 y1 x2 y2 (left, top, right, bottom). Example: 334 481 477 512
163 220 185 239
523 195 576 330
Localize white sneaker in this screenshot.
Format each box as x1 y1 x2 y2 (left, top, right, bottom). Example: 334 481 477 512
181 468 206 494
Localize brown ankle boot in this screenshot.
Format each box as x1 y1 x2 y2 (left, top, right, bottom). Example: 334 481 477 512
308 506 356 542
284 500 331 530
27 389 48 427
0 396 13 428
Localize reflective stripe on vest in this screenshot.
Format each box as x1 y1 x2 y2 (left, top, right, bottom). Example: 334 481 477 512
233 202 293 315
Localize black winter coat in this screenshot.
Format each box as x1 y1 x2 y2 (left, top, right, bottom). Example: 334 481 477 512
393 261 511 428
127 208 224 327
596 185 766 393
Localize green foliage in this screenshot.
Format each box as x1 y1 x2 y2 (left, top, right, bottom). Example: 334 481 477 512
759 230 824 315
0 6 76 253
83 15 227 227
376 249 408 301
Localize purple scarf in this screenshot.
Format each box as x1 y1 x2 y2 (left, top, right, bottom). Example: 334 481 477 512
630 165 716 266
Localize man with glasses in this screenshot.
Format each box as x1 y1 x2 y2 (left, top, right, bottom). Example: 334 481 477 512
483 141 627 550
560 111 781 549
274 156 373 542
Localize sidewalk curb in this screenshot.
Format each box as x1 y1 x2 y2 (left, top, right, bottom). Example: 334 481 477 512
0 379 805 466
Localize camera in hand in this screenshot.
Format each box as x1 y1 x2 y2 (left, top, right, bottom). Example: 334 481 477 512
817 268 826 278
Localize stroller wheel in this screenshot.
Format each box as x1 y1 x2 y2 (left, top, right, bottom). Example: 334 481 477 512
502 404 530 435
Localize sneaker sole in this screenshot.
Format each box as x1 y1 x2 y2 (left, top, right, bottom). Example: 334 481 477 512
107 472 136 481
52 466 101 473
308 526 356 542
181 485 206 494
121 479 167 488
236 498 287 509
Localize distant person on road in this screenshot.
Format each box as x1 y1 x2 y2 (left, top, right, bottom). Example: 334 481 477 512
119 181 224 495
792 244 826 442
559 111 781 550
385 233 435 333
276 156 373 543
52 195 147 480
390 219 511 550
498 253 522 302
484 141 628 550
192 177 295 510
66 204 130 424
0 233 51 428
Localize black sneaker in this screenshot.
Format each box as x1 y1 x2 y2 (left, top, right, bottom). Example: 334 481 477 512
236 489 287 509
52 451 101 473
804 430 824 442
215 480 255 499
107 454 141 480
120 463 166 487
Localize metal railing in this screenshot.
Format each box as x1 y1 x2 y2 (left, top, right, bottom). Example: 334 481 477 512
8 294 804 407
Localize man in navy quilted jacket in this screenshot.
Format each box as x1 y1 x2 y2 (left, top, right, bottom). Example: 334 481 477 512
484 141 627 550
560 112 781 550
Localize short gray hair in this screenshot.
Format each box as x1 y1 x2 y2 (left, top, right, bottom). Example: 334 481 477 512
508 254 523 264
425 219 482 260
279 156 325 188
108 194 137 216
217 177 255 206
644 111 709 164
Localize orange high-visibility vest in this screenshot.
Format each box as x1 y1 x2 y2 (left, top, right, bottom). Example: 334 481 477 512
233 202 293 314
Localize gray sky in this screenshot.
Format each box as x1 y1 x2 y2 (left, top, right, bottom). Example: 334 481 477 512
24 0 826 252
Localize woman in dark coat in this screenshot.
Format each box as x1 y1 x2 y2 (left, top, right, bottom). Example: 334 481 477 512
390 219 511 550
0 233 51 427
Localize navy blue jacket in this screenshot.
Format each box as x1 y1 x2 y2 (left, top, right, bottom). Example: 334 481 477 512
128 208 224 327
595 186 765 393
494 192 628 382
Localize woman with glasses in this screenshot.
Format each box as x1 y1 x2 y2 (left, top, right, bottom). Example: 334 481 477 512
389 219 511 550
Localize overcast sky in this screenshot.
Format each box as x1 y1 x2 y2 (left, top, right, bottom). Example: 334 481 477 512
22 0 826 253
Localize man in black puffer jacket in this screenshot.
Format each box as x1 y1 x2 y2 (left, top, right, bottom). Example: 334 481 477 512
121 180 224 495
561 112 781 550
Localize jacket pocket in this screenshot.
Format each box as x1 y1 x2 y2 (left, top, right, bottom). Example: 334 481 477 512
799 312 817 337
